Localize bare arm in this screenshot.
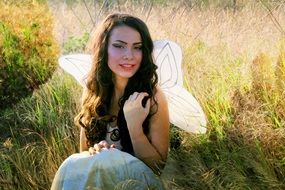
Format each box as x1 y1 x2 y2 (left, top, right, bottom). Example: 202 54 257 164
79 88 89 153
80 127 88 152
123 87 170 174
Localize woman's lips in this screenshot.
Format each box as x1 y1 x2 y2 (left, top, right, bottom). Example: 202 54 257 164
119 64 135 70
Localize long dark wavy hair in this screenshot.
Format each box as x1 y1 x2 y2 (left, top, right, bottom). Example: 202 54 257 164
74 13 158 154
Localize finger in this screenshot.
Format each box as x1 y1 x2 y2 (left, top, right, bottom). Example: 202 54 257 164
94 143 102 152
128 94 133 101
110 144 116 148
136 92 149 101
136 93 149 106
99 140 110 149
89 147 96 155
129 92 139 101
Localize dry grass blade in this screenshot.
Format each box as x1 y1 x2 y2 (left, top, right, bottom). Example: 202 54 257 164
259 0 285 35
82 0 95 27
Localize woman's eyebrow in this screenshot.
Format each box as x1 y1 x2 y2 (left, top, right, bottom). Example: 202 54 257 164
114 40 142 45
134 42 142 45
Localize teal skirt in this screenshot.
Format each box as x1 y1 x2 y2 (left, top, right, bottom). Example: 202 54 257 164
51 148 164 190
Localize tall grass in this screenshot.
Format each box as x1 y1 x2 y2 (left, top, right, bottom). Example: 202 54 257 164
0 71 82 189
1 0 285 189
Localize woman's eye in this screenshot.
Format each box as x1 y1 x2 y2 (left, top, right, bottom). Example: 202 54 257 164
134 46 142 50
113 44 124 49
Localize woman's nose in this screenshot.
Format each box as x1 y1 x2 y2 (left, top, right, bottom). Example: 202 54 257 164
123 48 134 60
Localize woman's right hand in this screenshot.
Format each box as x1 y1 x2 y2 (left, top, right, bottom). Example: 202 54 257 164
123 92 151 136
89 140 116 155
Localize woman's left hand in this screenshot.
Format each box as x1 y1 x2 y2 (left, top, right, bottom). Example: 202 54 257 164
89 140 116 155
123 92 150 135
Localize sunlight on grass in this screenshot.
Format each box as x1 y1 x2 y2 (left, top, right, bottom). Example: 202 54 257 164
0 70 82 189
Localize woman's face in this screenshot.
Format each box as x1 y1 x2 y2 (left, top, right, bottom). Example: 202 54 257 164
107 25 143 81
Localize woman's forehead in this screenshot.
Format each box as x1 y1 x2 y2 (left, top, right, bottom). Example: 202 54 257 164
109 25 142 43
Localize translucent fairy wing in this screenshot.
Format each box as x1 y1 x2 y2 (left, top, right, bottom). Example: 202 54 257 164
163 85 207 133
58 54 92 87
153 40 183 87
153 40 207 134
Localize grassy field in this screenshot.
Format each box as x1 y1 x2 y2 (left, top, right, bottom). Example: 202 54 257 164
1 0 285 189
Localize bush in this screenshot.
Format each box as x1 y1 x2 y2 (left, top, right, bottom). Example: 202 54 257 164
0 0 59 109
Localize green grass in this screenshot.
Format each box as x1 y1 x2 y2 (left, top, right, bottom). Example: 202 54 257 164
1 45 284 189
0 70 82 189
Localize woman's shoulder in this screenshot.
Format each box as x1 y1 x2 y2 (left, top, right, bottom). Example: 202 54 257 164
154 85 167 105
151 85 168 115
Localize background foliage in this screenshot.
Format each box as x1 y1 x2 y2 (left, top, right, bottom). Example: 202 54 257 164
0 0 59 109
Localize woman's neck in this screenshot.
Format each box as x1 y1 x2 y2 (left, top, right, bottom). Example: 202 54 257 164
113 76 128 100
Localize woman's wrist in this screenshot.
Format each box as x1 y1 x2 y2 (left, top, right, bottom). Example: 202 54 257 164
126 123 144 138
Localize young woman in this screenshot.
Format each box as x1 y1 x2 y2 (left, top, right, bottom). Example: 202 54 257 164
52 13 169 189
